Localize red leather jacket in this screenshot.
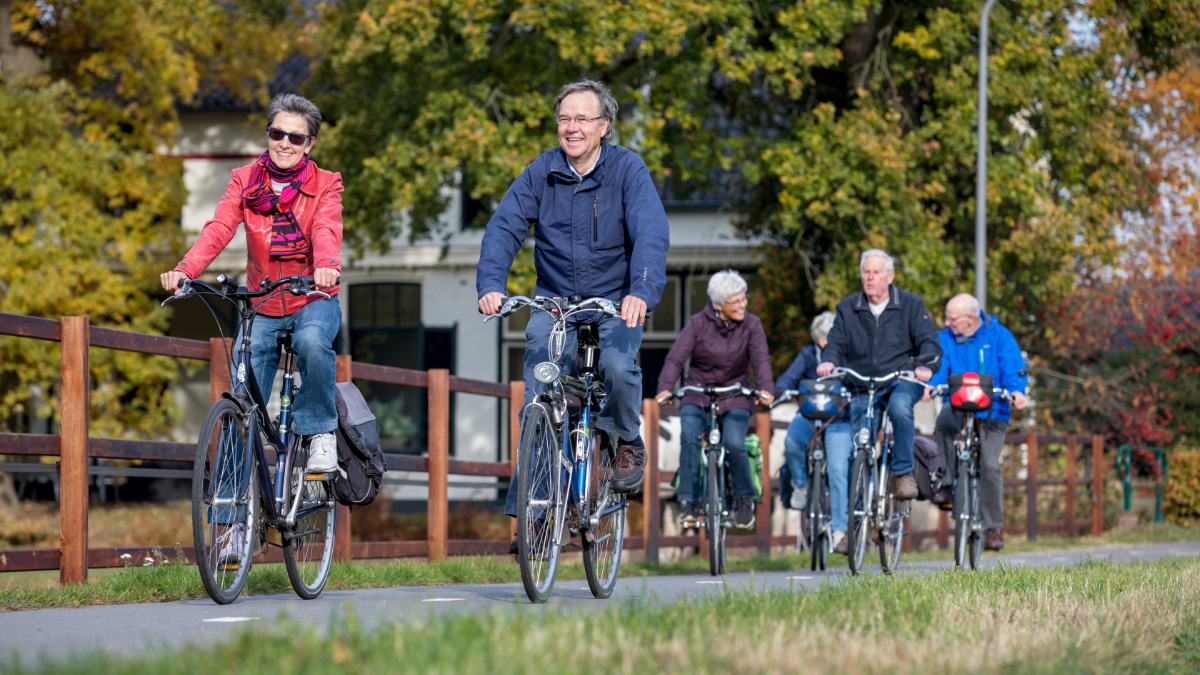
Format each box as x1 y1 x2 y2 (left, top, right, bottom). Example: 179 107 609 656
174 159 344 316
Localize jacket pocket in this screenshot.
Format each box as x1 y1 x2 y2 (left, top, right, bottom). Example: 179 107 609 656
591 193 626 251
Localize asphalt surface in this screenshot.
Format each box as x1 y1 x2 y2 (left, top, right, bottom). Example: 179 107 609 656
4 540 1199 667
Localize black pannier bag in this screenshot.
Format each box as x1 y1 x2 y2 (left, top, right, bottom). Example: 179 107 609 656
332 381 385 506
911 435 944 501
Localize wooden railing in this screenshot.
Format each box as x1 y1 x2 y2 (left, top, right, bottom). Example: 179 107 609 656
0 312 1108 585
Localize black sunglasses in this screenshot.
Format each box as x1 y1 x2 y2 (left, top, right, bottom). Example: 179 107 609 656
266 126 314 145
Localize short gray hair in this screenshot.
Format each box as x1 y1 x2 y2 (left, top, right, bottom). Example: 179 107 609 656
267 93 323 138
810 311 836 343
860 249 894 273
707 269 748 306
948 293 981 318
554 79 618 140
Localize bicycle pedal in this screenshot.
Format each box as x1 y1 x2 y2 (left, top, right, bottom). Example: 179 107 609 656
218 562 240 572
304 473 331 481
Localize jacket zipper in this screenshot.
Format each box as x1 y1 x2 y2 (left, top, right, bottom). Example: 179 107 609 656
593 197 598 243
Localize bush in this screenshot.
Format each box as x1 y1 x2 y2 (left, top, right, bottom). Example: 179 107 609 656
1163 449 1200 525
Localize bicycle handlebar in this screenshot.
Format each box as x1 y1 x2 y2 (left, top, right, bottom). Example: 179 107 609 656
821 366 926 388
657 383 759 405
928 384 1016 403
481 295 621 322
161 275 327 308
770 386 852 410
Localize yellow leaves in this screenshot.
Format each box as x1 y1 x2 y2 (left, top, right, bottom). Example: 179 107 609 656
893 26 941 60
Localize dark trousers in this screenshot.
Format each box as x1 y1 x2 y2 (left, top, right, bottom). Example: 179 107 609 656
934 406 1009 529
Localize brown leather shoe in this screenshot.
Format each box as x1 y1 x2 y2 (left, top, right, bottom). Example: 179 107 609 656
894 473 919 500
934 485 954 511
985 528 1004 551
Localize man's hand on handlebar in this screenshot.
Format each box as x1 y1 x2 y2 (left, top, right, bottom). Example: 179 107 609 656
914 366 932 382
1011 391 1029 409
620 295 647 328
816 361 835 377
160 271 188 296
478 291 505 315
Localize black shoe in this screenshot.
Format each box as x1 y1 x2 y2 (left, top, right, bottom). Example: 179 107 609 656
509 537 518 555
611 437 646 494
679 501 701 527
734 495 756 529
933 485 955 511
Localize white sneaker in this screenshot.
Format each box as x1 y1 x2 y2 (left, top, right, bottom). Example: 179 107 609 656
790 485 808 510
306 433 338 473
216 524 247 564
830 530 846 553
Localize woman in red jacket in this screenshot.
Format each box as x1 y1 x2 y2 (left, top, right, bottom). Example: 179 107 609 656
160 93 344 481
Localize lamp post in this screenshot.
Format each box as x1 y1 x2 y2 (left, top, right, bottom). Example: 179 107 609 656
975 0 999 312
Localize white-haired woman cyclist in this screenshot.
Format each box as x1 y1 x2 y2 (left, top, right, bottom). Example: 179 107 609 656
655 270 774 529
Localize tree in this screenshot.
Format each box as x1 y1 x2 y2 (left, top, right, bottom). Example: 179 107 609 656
0 0 301 436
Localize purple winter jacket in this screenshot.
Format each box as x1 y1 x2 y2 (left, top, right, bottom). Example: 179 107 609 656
656 303 774 413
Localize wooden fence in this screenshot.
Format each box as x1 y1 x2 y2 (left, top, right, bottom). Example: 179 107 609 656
0 313 1107 584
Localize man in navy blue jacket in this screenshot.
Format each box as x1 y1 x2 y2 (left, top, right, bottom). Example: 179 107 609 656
477 80 670 530
817 249 942 500
926 293 1028 551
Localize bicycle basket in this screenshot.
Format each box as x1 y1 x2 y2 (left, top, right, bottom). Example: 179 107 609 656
947 372 993 412
797 379 843 421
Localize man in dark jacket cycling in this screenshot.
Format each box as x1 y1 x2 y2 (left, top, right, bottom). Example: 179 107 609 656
477 80 670 536
817 249 942 500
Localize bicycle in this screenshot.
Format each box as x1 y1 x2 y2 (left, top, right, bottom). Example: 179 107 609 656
658 383 761 576
831 366 927 576
485 295 629 603
163 274 337 604
772 382 850 571
930 376 1013 570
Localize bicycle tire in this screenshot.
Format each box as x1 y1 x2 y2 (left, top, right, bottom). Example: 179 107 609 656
953 449 971 569
583 430 625 599
847 448 872 575
808 463 825 572
282 449 337 599
968 473 983 569
517 404 564 603
706 448 724 576
878 491 905 574
192 399 256 605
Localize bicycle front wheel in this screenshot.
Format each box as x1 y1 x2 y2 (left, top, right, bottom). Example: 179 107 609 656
283 452 337 599
846 449 872 575
808 463 826 572
583 431 625 599
705 448 725 576
517 404 565 603
953 451 970 569
968 473 983 569
192 399 256 605
878 491 906 574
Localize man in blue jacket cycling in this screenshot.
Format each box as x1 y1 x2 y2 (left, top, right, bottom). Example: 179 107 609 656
925 293 1028 551
477 80 670 542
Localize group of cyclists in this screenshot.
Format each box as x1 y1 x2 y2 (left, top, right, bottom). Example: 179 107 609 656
163 80 1030 580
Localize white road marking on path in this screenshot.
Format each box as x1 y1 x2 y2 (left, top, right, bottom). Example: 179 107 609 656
789 575 814 580
696 580 725 585
421 598 465 603
202 617 259 623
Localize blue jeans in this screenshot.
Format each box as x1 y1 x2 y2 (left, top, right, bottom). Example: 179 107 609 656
504 310 644 517
677 405 754 503
213 298 341 525
783 416 853 531
848 380 922 477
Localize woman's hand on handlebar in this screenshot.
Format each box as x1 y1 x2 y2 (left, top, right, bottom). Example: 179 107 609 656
314 267 340 288
160 270 188 295
757 390 774 406
478 291 505 315
656 390 674 406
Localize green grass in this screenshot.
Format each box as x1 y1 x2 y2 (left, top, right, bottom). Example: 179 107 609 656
1 521 1193 611
14 555 1200 674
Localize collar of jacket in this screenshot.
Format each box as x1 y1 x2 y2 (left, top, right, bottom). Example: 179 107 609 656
852 284 901 311
297 157 322 197
702 301 745 333
958 310 994 343
548 140 609 187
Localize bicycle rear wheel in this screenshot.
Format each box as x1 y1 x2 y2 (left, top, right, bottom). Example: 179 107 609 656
705 448 725 576
192 399 256 605
517 404 565 603
807 462 826 572
283 447 337 599
967 473 983 569
953 450 970 569
846 449 872 575
583 430 625 599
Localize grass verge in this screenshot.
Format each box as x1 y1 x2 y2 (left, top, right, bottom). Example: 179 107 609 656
1 522 1194 612
14 555 1200 674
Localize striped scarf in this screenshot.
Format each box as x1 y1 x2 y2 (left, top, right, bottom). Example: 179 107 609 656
242 152 311 261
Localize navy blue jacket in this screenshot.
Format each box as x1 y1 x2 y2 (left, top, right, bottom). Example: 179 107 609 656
927 311 1028 422
476 141 670 309
823 285 943 391
774 343 822 396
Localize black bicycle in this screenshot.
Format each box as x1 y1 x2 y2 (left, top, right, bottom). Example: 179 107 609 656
930 376 1013 570
659 384 760 576
163 274 337 604
486 295 629 603
772 381 850 571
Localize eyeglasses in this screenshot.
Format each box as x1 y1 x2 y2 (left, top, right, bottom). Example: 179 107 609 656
556 116 606 127
724 295 749 306
266 126 314 145
946 314 970 324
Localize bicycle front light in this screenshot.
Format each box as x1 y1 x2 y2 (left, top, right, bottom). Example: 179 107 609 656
533 362 560 384
708 429 722 445
856 428 871 447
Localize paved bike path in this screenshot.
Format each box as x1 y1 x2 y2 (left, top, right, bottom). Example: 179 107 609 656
4 540 1199 666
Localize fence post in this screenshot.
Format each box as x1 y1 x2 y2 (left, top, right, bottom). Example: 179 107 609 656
60 316 90 586
333 355 353 563
510 380 522 541
1026 431 1038 541
209 337 233 404
1092 434 1104 536
755 410 771 556
937 510 949 549
1065 435 1078 537
642 399 660 564
427 369 450 562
